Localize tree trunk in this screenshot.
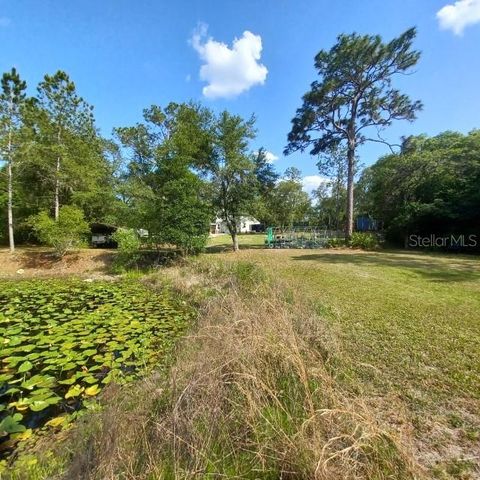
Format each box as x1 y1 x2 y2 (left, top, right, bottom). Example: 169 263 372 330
226 216 240 252
345 143 355 239
7 111 14 253
334 182 341 232
231 231 239 252
7 156 14 253
54 156 60 221
54 128 61 221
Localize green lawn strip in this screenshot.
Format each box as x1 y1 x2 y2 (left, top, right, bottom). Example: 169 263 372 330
208 248 480 476
206 233 265 251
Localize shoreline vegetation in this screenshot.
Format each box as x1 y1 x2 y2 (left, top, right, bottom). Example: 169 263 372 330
1 237 479 479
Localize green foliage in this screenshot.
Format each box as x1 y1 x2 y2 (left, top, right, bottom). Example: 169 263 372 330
35 71 97 219
324 237 346 248
0 279 190 459
29 205 90 256
210 111 258 250
348 232 378 250
114 102 213 254
111 228 141 270
0 68 28 251
285 28 422 156
312 147 347 230
0 68 27 143
357 130 480 249
150 173 211 255
115 107 264 254
15 71 114 223
0 414 26 435
0 69 116 245
254 148 279 194
112 228 140 253
252 148 280 225
313 182 346 230
264 168 311 227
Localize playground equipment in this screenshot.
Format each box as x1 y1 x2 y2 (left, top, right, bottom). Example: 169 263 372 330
265 227 344 249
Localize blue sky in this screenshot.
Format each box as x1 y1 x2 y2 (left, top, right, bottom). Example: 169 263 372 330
1 0 479 192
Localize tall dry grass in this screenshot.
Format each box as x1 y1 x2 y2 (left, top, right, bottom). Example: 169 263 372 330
64 259 423 479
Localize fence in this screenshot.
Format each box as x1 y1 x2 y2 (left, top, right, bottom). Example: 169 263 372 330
265 227 344 249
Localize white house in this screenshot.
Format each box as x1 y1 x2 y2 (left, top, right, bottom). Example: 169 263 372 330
210 216 262 235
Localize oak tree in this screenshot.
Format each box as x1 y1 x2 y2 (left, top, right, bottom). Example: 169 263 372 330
210 111 257 251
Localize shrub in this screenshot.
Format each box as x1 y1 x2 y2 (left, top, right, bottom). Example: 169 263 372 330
111 228 141 271
231 261 268 293
324 237 346 248
349 232 379 250
29 206 90 257
144 175 212 256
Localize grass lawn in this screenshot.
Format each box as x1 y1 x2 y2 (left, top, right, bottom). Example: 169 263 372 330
207 233 265 251
206 243 480 477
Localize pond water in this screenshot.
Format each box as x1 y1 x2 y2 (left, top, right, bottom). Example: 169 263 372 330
0 279 190 458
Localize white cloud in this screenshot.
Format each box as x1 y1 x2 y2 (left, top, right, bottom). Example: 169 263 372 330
437 0 480 35
255 150 278 163
264 151 278 163
190 23 268 99
302 175 329 195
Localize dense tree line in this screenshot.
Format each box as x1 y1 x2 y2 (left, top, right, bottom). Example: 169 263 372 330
0 69 115 251
1 27 479 255
0 69 310 253
256 167 310 228
357 131 480 250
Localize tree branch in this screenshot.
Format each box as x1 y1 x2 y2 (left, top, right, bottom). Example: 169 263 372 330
364 135 401 154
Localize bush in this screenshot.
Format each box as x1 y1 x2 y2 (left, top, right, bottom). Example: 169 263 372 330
143 175 212 256
324 237 346 248
349 232 379 250
29 206 90 257
111 228 141 271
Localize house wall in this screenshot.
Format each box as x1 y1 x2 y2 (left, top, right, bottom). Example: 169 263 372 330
212 217 261 234
239 219 261 233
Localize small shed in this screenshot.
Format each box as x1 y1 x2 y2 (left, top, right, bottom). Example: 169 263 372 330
90 223 117 248
356 215 379 232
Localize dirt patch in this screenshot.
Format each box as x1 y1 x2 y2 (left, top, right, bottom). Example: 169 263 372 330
0 247 116 279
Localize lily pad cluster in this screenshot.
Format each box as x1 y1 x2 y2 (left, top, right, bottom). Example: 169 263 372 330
0 279 189 456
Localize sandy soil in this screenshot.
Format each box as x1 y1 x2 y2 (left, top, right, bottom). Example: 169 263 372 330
0 247 116 279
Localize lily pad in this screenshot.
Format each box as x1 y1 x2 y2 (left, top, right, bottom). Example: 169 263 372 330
0 278 190 458
65 384 84 399
84 384 101 396
18 361 33 373
0 415 26 434
45 416 68 428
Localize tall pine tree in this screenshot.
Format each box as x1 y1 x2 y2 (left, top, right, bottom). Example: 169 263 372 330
285 28 422 238
0 68 27 251
36 71 95 220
